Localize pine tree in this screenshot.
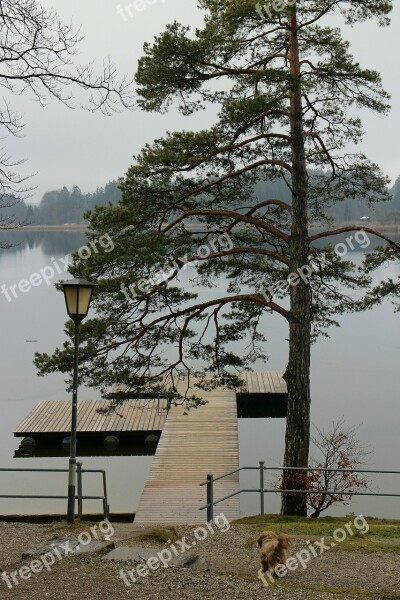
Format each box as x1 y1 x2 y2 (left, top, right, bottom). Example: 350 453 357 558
35 0 399 515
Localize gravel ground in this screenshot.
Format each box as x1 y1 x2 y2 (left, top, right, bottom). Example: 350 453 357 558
1 521 399 600
0 523 53 570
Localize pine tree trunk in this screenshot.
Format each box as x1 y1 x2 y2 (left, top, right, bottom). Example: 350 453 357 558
281 6 311 516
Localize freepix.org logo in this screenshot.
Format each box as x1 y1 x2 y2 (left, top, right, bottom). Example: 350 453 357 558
120 232 234 301
119 513 230 586
255 0 304 20
258 514 370 587
2 520 114 589
1 234 114 303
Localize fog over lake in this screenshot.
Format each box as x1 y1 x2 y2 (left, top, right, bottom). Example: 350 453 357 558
0 231 399 518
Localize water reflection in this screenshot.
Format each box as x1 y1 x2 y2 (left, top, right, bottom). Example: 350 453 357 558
1 231 87 257
0 230 399 518
2 228 399 258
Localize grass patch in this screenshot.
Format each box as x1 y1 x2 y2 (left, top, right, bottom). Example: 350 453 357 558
245 536 256 548
270 581 400 600
137 526 179 544
232 514 400 553
233 513 400 537
48 520 115 543
50 520 100 533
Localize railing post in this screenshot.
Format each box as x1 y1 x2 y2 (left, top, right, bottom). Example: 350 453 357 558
206 473 214 523
77 461 83 520
259 461 265 516
102 470 109 520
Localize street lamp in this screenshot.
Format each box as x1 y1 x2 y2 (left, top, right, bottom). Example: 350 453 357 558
62 277 95 523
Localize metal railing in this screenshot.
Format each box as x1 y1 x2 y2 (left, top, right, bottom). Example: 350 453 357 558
200 462 400 522
0 462 109 519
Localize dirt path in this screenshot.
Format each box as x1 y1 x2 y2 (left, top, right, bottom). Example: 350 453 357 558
1 522 399 600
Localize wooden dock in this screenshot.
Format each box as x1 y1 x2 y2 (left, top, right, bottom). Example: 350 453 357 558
13 372 287 521
13 399 168 457
14 399 168 435
14 372 286 438
133 388 240 525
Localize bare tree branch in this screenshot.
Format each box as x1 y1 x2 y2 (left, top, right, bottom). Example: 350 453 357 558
0 0 134 244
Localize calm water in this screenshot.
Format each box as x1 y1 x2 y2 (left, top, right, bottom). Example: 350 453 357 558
0 231 399 518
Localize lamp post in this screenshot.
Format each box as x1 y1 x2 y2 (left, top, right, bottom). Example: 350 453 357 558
62 277 95 523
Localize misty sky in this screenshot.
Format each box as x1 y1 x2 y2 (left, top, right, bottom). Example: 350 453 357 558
7 0 400 204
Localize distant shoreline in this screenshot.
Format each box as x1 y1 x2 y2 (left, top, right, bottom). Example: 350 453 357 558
15 222 400 235
19 224 88 232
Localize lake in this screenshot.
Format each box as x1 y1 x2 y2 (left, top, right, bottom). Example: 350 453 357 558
0 230 399 519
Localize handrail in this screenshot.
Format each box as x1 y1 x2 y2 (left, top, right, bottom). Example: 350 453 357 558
200 462 400 522
0 463 109 519
200 466 255 485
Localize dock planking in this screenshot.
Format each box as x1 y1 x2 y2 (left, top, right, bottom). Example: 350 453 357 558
14 398 168 435
133 388 240 525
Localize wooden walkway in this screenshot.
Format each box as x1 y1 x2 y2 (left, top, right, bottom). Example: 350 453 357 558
240 371 287 394
134 388 240 525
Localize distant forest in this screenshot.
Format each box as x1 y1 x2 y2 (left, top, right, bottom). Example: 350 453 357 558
5 175 400 226
7 180 122 226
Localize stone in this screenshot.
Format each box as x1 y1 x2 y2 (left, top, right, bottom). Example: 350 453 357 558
102 546 157 562
74 540 114 555
171 554 213 570
22 536 114 559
